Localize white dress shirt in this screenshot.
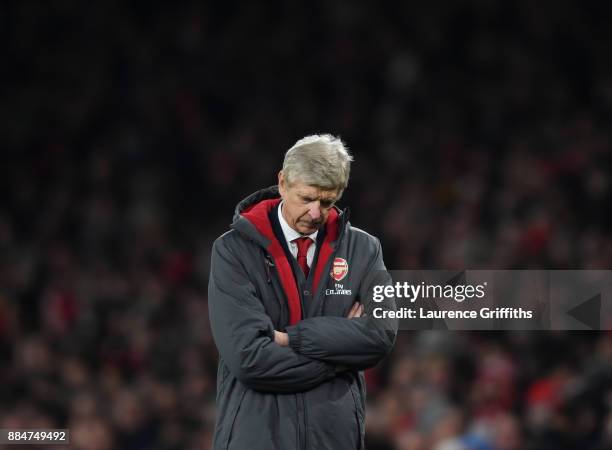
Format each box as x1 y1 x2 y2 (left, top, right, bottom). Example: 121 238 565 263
278 202 317 268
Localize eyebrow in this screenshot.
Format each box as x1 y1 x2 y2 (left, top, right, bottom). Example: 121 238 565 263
298 193 337 203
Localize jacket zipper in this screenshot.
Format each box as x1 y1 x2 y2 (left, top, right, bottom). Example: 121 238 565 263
297 393 306 450
263 210 350 450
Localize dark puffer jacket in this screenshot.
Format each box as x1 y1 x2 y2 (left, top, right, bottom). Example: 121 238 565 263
208 186 397 450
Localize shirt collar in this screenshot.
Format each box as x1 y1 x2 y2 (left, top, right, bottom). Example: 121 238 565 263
278 201 318 243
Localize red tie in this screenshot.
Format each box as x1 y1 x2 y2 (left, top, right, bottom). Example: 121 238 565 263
294 237 313 277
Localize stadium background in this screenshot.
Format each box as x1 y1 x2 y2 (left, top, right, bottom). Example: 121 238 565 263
1 1 612 449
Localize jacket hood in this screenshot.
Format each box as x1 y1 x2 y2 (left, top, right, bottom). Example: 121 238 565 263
233 185 281 223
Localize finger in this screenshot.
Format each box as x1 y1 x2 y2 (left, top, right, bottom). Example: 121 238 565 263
346 302 358 318
355 304 364 318
348 302 361 318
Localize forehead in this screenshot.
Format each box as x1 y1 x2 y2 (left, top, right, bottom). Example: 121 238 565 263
288 181 339 200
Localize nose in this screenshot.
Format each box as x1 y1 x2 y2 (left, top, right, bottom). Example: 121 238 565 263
308 203 321 220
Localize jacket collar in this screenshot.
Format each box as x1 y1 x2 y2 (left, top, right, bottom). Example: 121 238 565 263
231 185 349 248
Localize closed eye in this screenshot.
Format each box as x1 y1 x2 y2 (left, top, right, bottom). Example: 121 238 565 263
298 194 337 208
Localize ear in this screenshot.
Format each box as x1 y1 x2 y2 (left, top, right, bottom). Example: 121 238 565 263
278 171 287 197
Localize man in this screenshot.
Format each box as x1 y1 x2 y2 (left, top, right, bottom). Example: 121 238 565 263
208 134 397 450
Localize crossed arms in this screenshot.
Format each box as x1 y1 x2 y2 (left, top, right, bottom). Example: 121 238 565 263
208 236 397 393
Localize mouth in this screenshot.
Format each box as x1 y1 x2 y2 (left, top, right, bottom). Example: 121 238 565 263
300 221 321 230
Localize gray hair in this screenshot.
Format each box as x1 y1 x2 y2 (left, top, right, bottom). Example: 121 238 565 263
282 134 353 192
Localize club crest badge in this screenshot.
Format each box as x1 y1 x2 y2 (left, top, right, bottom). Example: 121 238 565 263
330 257 349 281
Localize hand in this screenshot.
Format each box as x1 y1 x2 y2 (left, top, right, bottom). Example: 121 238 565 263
274 330 289 347
347 301 363 319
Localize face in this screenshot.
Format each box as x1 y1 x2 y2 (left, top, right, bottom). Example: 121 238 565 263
278 171 340 235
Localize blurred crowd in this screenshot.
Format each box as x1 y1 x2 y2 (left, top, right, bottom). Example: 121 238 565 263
1 1 612 449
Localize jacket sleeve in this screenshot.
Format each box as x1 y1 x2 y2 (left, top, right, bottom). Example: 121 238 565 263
208 235 337 393
285 237 397 371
